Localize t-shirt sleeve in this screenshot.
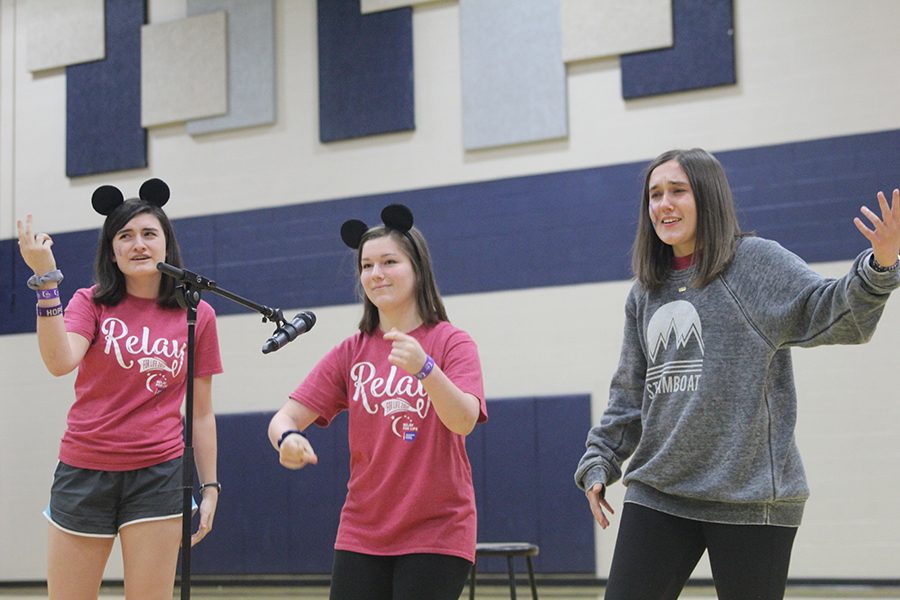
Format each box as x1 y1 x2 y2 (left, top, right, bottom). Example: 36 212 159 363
63 288 99 342
194 301 223 378
439 329 487 423
289 339 352 427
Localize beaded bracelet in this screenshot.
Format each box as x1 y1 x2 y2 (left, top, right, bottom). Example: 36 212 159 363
36 288 60 300
277 429 308 448
36 304 63 318
871 255 900 273
415 355 435 381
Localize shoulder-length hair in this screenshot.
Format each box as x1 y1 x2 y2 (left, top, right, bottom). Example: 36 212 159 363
355 226 448 334
632 148 745 291
92 199 184 307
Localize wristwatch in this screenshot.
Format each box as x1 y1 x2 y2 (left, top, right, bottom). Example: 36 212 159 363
27 269 64 290
200 481 222 494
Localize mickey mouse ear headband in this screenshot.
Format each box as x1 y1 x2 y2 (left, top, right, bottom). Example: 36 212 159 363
91 178 170 216
340 203 415 250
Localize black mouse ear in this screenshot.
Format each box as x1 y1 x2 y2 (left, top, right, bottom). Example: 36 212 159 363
340 219 369 249
91 185 125 216
139 178 170 207
381 204 414 233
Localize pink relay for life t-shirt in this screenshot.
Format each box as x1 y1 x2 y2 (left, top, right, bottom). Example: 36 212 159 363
60 287 222 471
291 321 486 562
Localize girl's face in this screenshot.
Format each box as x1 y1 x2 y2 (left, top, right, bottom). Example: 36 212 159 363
648 160 698 258
111 212 167 281
359 235 417 316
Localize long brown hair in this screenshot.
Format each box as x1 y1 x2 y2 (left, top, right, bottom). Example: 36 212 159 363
355 226 448 334
632 148 746 291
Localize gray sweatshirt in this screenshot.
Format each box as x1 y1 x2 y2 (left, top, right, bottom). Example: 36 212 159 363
574 237 899 526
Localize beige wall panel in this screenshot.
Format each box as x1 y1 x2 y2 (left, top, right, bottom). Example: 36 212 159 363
562 0 672 62
25 0 104 72
141 11 228 127
361 0 442 13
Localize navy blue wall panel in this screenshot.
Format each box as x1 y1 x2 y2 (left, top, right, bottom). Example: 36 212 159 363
621 0 735 99
190 411 350 574
477 398 541 571
2 228 95 335
470 396 595 574
534 395 594 572
66 0 147 177
317 0 415 142
188 396 591 575
3 130 898 335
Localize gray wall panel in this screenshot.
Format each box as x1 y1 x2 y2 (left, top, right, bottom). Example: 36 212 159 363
460 0 568 150
187 0 276 135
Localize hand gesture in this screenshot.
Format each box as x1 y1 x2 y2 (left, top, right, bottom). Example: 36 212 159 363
16 214 57 276
383 328 427 376
279 432 318 470
191 488 218 546
854 189 900 269
586 483 615 529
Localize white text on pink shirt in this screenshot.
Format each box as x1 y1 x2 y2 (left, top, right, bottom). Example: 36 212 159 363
100 317 185 378
349 361 431 418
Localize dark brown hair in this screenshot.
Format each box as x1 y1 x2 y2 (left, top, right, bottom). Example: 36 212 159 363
355 226 448 334
92 199 183 307
632 148 746 291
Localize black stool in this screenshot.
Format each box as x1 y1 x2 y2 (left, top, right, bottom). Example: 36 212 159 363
469 542 539 600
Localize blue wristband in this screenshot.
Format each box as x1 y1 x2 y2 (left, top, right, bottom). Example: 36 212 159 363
415 355 435 380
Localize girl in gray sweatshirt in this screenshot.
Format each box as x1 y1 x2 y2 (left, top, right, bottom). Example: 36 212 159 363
574 148 900 600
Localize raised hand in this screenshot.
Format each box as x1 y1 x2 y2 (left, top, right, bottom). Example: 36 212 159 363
16 214 57 276
853 189 900 269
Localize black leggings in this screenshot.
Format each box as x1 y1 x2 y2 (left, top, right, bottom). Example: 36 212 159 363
605 503 798 600
330 550 472 600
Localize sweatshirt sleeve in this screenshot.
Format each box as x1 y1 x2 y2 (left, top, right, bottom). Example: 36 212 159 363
726 238 900 350
574 287 646 492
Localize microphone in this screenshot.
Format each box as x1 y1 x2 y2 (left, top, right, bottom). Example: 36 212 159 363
262 311 316 354
157 262 186 280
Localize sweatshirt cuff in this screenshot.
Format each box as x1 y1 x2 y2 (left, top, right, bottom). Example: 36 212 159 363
861 251 900 292
580 466 608 492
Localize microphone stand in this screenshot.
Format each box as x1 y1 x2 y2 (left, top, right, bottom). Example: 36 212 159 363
157 262 294 600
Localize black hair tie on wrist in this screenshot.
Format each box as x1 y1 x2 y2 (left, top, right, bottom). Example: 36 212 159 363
278 429 308 448
200 481 221 494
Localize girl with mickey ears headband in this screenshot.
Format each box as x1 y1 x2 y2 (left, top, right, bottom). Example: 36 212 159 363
16 179 223 599
268 204 487 600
